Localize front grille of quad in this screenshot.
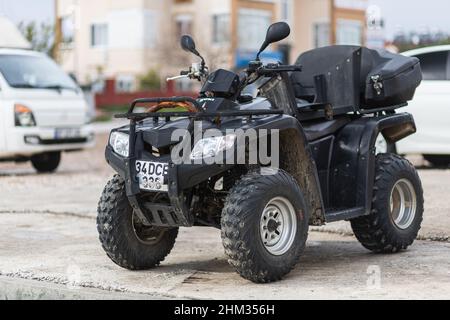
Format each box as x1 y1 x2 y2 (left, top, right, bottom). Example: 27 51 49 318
144 143 171 158
143 203 181 226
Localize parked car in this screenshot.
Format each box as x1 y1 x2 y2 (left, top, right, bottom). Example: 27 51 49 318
0 49 94 173
390 45 450 166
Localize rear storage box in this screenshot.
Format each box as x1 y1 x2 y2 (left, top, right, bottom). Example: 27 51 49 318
363 49 422 108
291 46 422 113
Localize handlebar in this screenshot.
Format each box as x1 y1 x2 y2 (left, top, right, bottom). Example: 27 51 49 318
166 64 208 82
257 64 302 76
237 63 303 92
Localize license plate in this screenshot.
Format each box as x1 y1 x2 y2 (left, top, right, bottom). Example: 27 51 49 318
55 128 81 139
136 161 169 192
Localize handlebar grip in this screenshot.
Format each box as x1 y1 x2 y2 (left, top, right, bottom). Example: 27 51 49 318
180 70 190 76
274 65 303 72
258 65 302 76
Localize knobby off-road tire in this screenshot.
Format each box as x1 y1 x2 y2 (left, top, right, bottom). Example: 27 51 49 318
221 169 309 283
97 175 178 270
31 152 61 173
351 154 424 253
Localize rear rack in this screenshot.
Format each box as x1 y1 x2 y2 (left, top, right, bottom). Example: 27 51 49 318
358 103 407 115
114 97 284 121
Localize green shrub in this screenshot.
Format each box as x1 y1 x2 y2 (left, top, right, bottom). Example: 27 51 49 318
139 70 161 91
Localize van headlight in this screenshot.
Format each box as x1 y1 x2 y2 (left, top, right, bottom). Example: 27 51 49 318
15 104 36 127
190 134 236 160
109 132 129 157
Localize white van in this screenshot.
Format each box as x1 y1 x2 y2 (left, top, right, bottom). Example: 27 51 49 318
0 49 94 173
397 45 450 166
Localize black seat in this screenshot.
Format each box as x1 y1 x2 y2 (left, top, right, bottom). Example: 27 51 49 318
296 99 328 111
302 116 351 142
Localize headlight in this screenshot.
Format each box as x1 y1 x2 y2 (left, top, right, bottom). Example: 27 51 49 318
109 132 129 157
15 104 36 127
190 134 236 160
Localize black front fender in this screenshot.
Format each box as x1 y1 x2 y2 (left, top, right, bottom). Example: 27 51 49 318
236 115 326 225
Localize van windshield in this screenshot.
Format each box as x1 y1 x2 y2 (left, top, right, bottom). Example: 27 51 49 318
0 54 78 91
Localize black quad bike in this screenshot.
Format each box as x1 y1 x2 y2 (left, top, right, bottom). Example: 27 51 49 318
97 22 424 283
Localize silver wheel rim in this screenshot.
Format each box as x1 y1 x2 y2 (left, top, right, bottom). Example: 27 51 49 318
390 179 417 230
260 197 297 256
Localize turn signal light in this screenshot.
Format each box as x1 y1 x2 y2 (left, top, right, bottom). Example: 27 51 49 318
14 104 36 127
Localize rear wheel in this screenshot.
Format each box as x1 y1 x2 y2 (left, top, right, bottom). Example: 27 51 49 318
351 154 424 253
31 152 61 173
97 175 178 270
221 169 309 283
424 155 450 168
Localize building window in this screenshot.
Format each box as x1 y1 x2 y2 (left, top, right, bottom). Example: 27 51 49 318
238 9 272 51
175 15 193 38
314 23 330 48
336 19 363 46
280 0 292 22
115 75 135 93
61 15 75 45
143 11 158 48
212 14 230 45
90 23 108 47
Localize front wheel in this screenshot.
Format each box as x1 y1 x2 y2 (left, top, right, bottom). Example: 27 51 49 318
351 154 424 253
97 175 178 270
31 152 61 173
221 169 309 283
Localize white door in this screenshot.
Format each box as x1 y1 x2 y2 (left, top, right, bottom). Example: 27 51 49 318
397 50 450 155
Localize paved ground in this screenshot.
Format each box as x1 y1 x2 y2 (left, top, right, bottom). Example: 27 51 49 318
0 133 449 299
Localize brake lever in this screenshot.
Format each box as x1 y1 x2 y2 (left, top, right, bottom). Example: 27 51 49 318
166 74 190 82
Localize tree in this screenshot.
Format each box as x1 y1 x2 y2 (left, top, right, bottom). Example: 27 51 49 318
18 21 55 57
139 70 161 91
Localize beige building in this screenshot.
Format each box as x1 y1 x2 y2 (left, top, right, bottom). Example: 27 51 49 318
55 0 367 90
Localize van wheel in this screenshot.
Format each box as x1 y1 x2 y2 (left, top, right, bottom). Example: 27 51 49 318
221 169 309 283
351 154 424 253
424 155 450 168
97 175 178 270
31 152 61 173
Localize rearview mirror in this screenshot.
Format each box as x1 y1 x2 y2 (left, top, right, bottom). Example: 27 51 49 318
181 35 200 57
257 22 291 60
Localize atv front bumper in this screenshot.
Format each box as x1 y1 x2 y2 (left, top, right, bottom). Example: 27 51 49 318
106 145 232 227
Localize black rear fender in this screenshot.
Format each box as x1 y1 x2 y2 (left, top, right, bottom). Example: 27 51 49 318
329 113 416 217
